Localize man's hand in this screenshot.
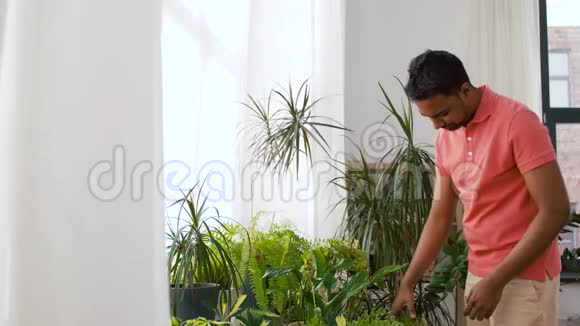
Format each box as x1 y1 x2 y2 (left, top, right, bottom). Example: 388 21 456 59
391 174 457 320
391 283 417 319
464 276 505 321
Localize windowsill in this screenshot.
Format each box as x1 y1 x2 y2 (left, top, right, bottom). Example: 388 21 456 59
561 271 580 283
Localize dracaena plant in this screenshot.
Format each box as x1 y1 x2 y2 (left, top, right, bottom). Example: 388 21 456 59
332 78 456 325
241 79 349 176
333 78 436 271
166 181 249 316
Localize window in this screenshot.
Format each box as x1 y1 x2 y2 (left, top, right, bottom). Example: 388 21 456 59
540 0 580 251
161 0 251 228
548 51 570 107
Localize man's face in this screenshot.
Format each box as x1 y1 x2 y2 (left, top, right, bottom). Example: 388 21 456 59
414 85 473 131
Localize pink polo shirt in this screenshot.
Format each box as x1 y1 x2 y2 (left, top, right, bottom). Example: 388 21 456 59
435 86 561 281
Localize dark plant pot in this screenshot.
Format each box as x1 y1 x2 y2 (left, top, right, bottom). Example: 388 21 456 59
170 283 220 321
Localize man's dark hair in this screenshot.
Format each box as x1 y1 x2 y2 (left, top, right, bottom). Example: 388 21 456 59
405 50 471 101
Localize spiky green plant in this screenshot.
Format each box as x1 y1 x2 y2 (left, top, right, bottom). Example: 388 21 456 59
203 222 253 287
332 78 457 325
333 78 436 271
241 79 349 176
166 181 248 317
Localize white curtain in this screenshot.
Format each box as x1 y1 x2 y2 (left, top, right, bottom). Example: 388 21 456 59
161 0 252 222
240 0 346 238
162 0 346 238
466 0 542 116
0 1 169 325
0 1 8 324
309 0 347 239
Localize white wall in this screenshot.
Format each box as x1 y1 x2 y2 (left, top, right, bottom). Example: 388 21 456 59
345 0 468 159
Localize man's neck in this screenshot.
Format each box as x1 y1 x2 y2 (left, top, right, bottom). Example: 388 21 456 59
464 87 484 126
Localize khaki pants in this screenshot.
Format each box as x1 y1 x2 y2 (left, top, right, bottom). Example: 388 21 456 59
464 272 559 326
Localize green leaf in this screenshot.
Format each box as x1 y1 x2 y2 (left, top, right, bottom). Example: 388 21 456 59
312 249 328 277
228 294 247 318
369 264 405 284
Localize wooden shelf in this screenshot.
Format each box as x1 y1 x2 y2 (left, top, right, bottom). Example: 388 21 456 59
345 161 392 172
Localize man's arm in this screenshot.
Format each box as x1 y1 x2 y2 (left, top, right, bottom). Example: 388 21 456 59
392 174 458 317
400 174 458 287
464 161 570 320
486 161 569 285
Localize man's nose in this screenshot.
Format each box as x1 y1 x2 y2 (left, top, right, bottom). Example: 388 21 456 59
432 118 446 130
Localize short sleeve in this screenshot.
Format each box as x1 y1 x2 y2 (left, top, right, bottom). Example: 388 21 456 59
435 131 450 177
509 110 556 174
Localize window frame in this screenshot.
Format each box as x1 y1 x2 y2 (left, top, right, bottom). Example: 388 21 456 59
539 0 580 149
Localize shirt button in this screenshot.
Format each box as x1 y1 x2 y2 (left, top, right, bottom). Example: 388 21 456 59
468 152 473 156
467 136 472 141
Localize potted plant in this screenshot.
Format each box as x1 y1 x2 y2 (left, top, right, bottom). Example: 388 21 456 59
332 79 454 325
265 245 404 326
167 181 245 321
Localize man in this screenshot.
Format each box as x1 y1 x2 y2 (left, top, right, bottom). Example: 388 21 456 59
391 50 570 325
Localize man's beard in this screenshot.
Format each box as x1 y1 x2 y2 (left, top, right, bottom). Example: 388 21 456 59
444 123 460 131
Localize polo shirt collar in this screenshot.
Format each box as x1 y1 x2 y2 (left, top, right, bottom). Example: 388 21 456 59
469 85 495 125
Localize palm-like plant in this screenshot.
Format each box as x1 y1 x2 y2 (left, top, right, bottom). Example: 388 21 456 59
167 181 247 317
374 79 436 268
241 79 349 176
333 79 454 325
334 78 435 271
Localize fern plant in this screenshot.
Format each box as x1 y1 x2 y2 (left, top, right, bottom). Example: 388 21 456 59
249 223 311 322
222 215 311 323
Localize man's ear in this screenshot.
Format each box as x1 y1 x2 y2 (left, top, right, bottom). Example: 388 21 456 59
461 82 472 94
458 82 472 100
